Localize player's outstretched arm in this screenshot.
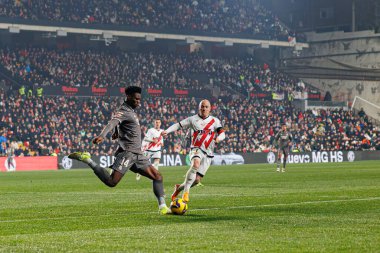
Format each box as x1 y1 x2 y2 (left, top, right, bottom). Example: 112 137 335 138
161 123 181 137
93 119 119 145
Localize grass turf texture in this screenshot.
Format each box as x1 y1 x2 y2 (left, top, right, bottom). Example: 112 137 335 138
0 161 379 252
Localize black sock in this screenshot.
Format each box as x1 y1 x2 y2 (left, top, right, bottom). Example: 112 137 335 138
153 179 166 206
88 160 115 187
283 156 287 169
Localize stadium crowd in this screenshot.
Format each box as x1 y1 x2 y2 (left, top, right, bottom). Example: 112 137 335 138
0 47 207 90
0 89 379 157
0 0 290 40
0 47 306 96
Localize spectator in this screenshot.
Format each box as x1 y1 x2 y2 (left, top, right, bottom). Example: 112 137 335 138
0 130 7 155
358 108 366 118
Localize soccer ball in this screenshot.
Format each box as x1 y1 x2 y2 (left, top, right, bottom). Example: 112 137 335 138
170 198 188 215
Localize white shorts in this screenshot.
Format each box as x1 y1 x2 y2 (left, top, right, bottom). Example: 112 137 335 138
144 150 162 160
189 148 212 177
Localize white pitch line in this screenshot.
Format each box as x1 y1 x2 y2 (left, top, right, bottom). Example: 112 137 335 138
193 196 380 211
0 197 379 224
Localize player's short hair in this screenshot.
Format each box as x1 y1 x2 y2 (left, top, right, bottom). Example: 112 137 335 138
125 86 142 96
198 99 210 110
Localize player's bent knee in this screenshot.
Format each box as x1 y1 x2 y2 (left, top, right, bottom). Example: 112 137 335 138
148 166 163 181
191 158 201 167
107 180 118 188
192 165 200 171
192 161 201 170
154 172 163 181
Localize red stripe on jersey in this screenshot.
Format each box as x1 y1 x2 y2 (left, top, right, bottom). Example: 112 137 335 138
204 132 215 149
191 131 199 146
147 136 162 149
193 118 215 147
147 142 154 149
203 118 215 131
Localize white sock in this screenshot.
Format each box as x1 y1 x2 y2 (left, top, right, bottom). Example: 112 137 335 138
153 162 159 170
183 167 197 193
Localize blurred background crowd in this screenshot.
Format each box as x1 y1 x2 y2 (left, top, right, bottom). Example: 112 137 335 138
1 88 379 157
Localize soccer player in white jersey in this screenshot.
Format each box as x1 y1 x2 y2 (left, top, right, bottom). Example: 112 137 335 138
161 99 225 203
136 119 163 180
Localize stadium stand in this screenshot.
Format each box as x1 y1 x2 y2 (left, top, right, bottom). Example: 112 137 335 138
0 47 306 96
0 90 378 157
0 0 290 40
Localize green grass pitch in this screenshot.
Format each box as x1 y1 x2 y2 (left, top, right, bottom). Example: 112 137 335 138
0 161 379 252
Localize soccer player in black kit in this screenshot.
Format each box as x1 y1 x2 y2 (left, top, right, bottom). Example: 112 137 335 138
273 124 293 172
69 86 170 214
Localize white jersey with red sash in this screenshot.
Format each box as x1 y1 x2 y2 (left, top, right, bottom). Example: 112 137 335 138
179 114 223 157
142 128 163 152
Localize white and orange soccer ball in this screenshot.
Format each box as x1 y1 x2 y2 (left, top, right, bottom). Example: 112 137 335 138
170 198 188 215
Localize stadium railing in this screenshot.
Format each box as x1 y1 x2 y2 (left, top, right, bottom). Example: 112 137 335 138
306 100 348 109
0 17 287 41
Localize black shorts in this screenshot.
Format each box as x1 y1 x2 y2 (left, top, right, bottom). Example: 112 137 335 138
279 147 290 156
111 148 151 175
